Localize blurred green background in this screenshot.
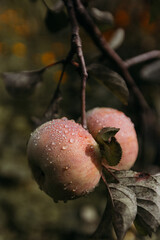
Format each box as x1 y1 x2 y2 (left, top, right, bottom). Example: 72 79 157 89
0 0 160 239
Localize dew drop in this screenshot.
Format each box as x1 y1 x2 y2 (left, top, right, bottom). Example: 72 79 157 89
69 138 74 143
62 146 67 150
62 117 68 121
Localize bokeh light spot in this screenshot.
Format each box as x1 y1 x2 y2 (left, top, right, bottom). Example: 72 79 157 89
12 42 27 57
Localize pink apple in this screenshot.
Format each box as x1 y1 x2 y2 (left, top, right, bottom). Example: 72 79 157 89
27 118 102 202
86 107 139 170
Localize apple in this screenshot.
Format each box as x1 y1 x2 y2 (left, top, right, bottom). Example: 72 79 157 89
86 107 138 170
27 118 102 202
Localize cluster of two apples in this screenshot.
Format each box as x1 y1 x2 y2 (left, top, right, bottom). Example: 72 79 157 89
27 108 139 202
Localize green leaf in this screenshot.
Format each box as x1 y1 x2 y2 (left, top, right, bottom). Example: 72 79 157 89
107 170 160 236
103 137 122 166
109 183 137 240
96 127 120 142
96 127 122 166
1 68 45 98
88 64 129 105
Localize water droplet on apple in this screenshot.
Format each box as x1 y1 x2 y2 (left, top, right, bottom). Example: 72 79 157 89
62 146 67 150
69 138 74 143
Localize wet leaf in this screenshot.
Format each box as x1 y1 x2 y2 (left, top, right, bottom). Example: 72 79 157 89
2 68 45 98
96 127 122 166
109 183 137 240
107 170 160 236
88 64 129 104
140 60 160 83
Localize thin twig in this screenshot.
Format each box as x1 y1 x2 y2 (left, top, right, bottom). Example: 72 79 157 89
44 63 66 118
125 50 160 68
31 53 73 127
41 0 49 10
33 60 65 76
43 51 73 120
73 0 153 114
43 59 65 70
63 0 88 129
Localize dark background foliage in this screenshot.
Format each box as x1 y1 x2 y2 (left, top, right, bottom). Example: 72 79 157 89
0 0 160 239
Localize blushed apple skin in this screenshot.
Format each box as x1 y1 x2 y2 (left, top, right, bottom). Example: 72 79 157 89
27 118 102 202
86 108 139 170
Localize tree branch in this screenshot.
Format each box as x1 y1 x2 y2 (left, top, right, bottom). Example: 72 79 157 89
44 59 65 70
73 0 153 114
63 0 88 129
125 50 160 68
43 55 70 121
31 53 73 127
